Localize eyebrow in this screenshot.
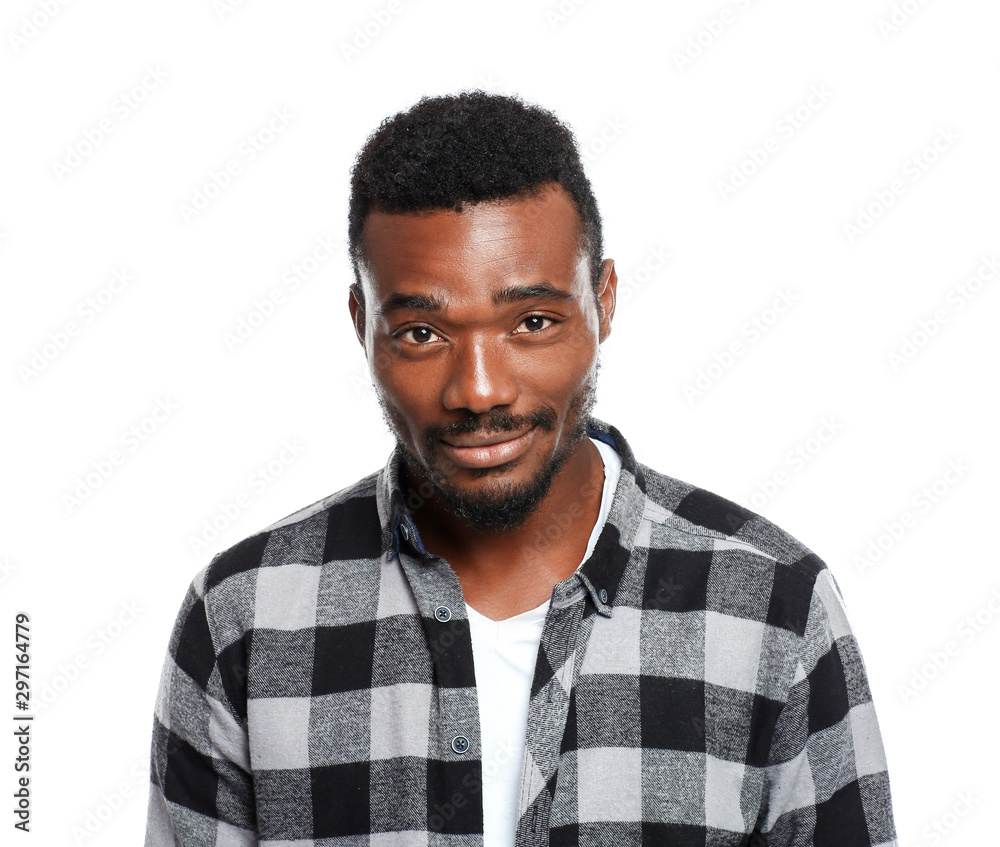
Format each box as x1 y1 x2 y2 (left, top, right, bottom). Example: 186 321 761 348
375 281 574 318
375 293 445 317
492 282 574 307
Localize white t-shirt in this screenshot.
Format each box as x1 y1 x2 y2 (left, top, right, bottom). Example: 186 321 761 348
466 437 622 847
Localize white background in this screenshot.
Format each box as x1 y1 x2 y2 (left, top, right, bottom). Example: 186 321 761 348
2 0 998 844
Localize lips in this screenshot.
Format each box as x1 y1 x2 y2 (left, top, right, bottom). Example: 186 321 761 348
438 426 536 469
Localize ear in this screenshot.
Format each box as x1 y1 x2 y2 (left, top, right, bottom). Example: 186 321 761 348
348 282 367 351
596 259 617 343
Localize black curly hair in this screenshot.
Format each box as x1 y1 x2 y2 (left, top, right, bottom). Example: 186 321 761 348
348 91 604 297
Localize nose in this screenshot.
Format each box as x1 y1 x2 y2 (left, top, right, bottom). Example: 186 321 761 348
441 337 518 414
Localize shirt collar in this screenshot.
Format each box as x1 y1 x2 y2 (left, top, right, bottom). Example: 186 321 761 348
375 417 647 616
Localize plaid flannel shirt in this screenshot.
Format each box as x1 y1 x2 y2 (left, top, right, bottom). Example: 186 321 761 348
145 419 896 846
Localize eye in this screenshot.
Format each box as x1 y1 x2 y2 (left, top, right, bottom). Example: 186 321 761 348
514 315 555 334
397 326 442 344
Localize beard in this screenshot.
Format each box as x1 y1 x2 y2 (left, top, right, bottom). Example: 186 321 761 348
379 369 599 533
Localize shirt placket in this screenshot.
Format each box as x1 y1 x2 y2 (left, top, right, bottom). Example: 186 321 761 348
515 579 594 847
397 545 485 840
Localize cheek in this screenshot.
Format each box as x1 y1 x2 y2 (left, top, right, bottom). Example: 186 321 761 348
521 341 597 399
377 375 427 420
367 335 403 376
371 349 438 428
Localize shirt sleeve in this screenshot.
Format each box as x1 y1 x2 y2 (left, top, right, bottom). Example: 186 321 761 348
144 573 258 846
759 568 897 846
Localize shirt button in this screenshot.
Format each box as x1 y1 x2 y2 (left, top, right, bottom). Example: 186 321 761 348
452 735 470 754
599 588 608 604
434 606 452 622
400 524 411 542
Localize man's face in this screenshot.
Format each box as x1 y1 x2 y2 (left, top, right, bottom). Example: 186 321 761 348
351 183 616 531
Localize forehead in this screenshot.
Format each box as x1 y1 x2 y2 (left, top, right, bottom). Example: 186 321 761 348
359 184 589 299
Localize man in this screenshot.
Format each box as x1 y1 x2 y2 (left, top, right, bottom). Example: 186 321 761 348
146 92 896 846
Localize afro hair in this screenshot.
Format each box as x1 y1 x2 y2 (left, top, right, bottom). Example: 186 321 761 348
348 90 604 292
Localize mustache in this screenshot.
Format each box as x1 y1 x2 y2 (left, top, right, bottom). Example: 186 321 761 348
424 408 557 445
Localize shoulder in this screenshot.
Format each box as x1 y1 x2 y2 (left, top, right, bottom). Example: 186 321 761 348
195 470 384 624
638 463 821 568
636 462 826 634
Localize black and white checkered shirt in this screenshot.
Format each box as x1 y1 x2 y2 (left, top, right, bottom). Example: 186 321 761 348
145 419 897 846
